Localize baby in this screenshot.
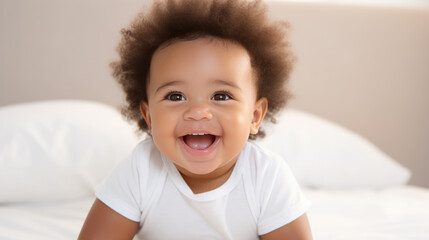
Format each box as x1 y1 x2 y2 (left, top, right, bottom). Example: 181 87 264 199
79 0 312 239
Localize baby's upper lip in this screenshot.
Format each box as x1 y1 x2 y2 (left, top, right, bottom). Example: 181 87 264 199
180 132 218 137
178 124 220 138
178 129 220 137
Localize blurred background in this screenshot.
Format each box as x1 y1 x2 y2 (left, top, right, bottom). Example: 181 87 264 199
1 0 428 187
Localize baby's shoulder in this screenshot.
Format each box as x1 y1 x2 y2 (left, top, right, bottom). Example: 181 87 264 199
244 141 286 168
241 141 293 186
241 142 304 207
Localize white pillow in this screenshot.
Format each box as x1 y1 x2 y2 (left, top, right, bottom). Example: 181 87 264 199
257 109 411 189
0 100 142 203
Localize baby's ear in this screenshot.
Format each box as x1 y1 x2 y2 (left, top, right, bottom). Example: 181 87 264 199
139 101 152 130
250 97 268 134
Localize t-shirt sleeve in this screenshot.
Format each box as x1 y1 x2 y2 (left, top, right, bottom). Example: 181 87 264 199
257 154 311 235
95 152 143 222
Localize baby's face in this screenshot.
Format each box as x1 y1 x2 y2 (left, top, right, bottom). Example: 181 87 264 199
140 38 267 177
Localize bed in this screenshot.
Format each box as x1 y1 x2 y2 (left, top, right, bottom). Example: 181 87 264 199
1 100 428 240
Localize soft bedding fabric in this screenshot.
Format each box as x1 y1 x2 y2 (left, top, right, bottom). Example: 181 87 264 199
0 100 141 203
0 197 94 240
1 186 428 240
257 109 411 189
306 186 429 240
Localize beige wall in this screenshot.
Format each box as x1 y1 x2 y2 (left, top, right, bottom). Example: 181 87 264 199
0 0 146 107
267 1 429 187
1 0 428 187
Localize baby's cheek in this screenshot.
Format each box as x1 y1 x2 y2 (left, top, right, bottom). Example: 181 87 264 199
150 119 171 142
153 108 176 126
222 112 252 139
219 107 247 122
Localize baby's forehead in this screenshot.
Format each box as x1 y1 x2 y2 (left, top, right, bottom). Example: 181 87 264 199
151 37 251 72
152 36 251 64
147 38 258 94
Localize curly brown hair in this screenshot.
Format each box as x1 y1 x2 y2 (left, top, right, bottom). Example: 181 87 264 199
111 0 294 139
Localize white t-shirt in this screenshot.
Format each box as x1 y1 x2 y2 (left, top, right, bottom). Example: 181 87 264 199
96 138 310 239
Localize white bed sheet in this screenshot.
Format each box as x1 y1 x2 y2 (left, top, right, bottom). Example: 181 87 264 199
0 186 428 240
0 197 94 240
305 186 429 240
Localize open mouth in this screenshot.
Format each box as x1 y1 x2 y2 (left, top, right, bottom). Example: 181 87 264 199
181 133 217 150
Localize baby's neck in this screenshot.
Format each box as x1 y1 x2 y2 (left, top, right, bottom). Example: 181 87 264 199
176 160 237 194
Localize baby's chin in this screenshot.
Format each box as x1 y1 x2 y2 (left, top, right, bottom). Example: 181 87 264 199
175 154 238 180
173 161 222 176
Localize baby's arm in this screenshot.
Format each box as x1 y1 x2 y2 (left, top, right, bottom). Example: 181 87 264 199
78 199 139 240
260 214 312 240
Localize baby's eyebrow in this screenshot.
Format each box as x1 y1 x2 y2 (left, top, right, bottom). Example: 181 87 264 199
212 79 241 91
155 80 184 94
155 79 241 93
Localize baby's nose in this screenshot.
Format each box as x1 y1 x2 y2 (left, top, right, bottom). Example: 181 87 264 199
183 104 213 121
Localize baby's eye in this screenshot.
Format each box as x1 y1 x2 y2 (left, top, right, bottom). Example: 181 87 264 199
165 92 186 101
212 92 232 101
